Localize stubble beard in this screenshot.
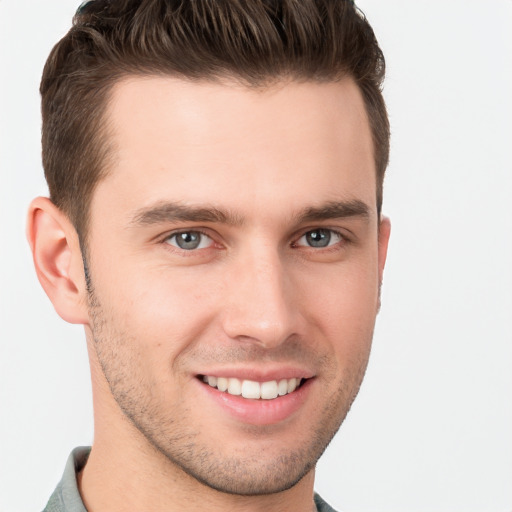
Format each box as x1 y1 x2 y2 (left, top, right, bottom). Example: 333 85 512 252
85 277 371 496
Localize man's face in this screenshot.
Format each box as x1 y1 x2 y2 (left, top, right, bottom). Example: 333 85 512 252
84 77 389 494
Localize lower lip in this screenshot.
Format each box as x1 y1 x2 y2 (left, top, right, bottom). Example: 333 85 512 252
197 378 313 426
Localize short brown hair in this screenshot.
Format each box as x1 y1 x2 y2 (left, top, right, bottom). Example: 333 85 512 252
41 0 389 240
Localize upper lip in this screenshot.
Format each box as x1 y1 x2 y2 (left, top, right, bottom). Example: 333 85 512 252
195 366 315 382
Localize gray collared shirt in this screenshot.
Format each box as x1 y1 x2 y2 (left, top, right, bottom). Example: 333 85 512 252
43 447 89 512
43 447 338 512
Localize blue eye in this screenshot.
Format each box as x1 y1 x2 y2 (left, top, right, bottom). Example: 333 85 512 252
297 229 342 248
165 231 213 251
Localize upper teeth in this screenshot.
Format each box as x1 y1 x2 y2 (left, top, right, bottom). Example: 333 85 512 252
202 376 301 400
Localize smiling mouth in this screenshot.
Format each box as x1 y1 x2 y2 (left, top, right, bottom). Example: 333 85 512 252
199 375 306 400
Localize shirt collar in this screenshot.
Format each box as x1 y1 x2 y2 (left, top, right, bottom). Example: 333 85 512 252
43 447 90 512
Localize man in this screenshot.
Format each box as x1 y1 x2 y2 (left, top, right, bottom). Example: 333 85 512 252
27 0 390 511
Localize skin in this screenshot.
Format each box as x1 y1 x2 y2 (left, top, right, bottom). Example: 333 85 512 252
28 76 390 512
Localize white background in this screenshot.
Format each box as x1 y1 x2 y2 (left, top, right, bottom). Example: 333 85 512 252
0 1 511 511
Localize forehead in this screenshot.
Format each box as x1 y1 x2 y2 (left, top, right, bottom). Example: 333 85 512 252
92 76 376 226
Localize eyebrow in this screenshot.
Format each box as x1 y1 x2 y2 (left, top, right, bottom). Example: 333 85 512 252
130 202 244 226
129 199 371 227
295 199 371 224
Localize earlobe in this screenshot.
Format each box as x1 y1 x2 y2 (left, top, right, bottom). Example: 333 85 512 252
27 197 89 325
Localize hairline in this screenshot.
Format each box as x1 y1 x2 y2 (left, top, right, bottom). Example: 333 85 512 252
75 70 381 249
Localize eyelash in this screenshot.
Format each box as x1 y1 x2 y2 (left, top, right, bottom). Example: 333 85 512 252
162 229 215 251
160 227 348 254
292 228 348 251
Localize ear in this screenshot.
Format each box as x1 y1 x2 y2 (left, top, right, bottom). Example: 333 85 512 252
27 197 89 324
378 215 391 285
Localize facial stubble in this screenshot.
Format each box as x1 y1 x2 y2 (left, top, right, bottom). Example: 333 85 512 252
85 265 372 496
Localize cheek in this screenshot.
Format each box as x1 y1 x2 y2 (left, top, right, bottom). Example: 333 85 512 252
296 258 380 355
91 262 222 374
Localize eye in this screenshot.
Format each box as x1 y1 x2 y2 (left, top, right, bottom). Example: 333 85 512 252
165 231 213 251
296 228 343 248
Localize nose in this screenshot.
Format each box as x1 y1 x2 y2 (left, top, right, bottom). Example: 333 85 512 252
221 249 300 349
